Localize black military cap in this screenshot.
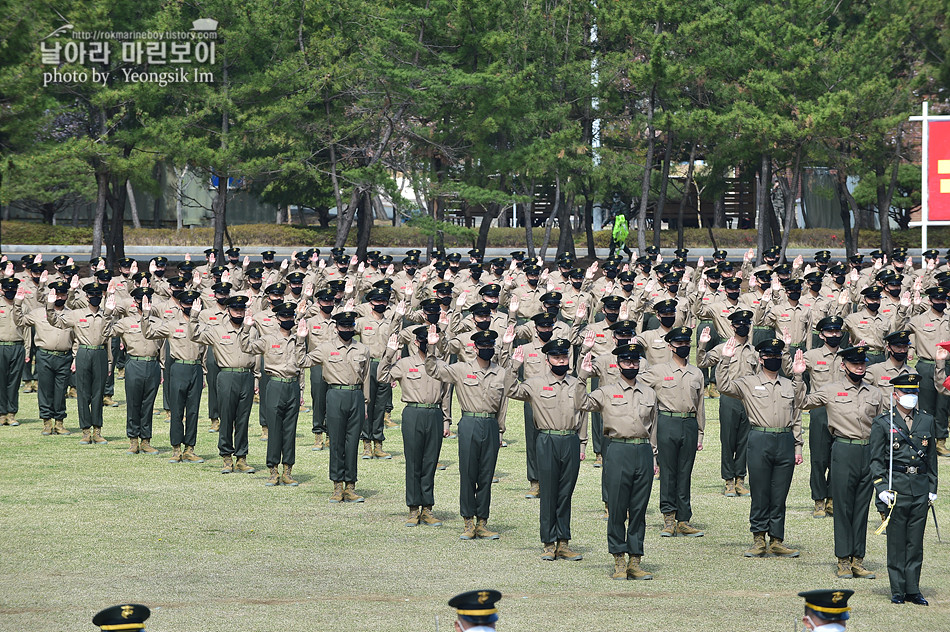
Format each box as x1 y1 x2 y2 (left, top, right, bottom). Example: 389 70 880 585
118 257 135 268
27 262 45 273
446 252 462 262
93 603 151 631
601 295 622 310
922 248 939 258
378 254 393 266
434 261 449 272
285 272 306 284
618 271 636 283
52 255 69 266
468 262 483 273
152 256 168 266
540 291 562 304
82 283 103 296
330 247 346 256
728 309 754 324
261 250 276 259
654 298 678 314
420 297 442 312
433 281 454 294
884 330 911 346
126 272 149 286
645 246 660 255
671 258 687 269
95 269 113 282
20 254 35 263
664 326 692 343
403 255 419 265
449 590 501 624
635 256 652 266
295 251 310 261
883 273 903 286
431 247 446 258
167 276 187 289
468 248 483 257
718 261 736 273
531 313 557 327
365 288 390 303
566 267 583 279
225 247 241 256
756 338 785 354
265 282 287 296
488 257 506 267
613 342 644 360
316 288 336 302
753 269 772 282
175 290 200 304
774 263 792 275
366 250 381 260
891 373 920 390
848 254 864 264
510 250 526 260
541 338 571 355
937 271 950 283
0 277 20 290
874 269 895 282
829 263 847 275
472 330 498 347
804 270 823 283
479 283 501 297
333 311 359 325
654 263 672 276
61 265 80 278
673 248 689 258
925 286 948 300
178 261 196 273
245 266 264 278
203 248 215 256
838 345 869 363
723 277 742 290
868 249 883 258
333 256 349 267
523 264 542 275
48 281 70 294
403 249 421 258
814 250 832 262
468 301 493 316
210 265 227 277
607 319 638 334
764 245 780 255
273 302 297 318
704 268 722 280
211 282 232 294
861 285 883 298
660 273 681 285
892 246 908 256
713 249 728 259
815 315 844 331
782 278 804 291
130 287 154 302
798 589 853 622
226 295 250 309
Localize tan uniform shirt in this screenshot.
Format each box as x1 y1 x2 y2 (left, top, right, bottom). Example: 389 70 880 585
16 305 73 352
241 328 305 379
716 357 806 454
904 309 950 361
764 301 810 346
379 348 446 405
108 312 161 357
424 353 515 433
634 327 674 366
577 379 658 448
639 361 706 443
843 308 896 352
570 318 614 358
577 350 623 386
303 338 372 402
0 298 24 342
47 306 110 347
510 338 573 379
802 378 885 440
507 373 588 447
803 346 844 391
356 313 397 359
142 311 203 362
698 338 759 386
696 297 741 339
192 321 256 369
866 360 917 391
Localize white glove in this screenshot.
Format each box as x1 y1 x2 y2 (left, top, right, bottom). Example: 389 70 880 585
878 491 895 505
929 493 937 504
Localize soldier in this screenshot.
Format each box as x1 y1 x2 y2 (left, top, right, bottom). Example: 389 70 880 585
302 311 372 503
867 330 917 388
639 327 705 537
142 290 205 464
903 286 950 456
108 287 161 454
357 288 398 459
379 327 447 527
578 343 658 580
303 288 339 450
802 345 885 580
508 338 586 561
718 338 806 558
843 286 894 365
425 327 515 541
798 589 854 630
448 589 501 632
242 302 307 486
192 295 257 474
198 281 232 434
93 604 151 632
871 374 936 606
0 278 25 425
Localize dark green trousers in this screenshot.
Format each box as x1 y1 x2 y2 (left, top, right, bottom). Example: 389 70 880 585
537 432 580 543
161 343 171 412
169 362 202 447
124 357 160 439
752 327 773 348
216 370 253 457
830 441 873 559
21 330 35 382
362 359 390 442
0 342 24 415
75 347 107 429
326 388 365 482
524 402 539 481
916 360 949 439
588 376 603 455
656 413 699 521
309 364 328 435
402 405 443 507
604 441 653 555
720 395 749 480
807 407 833 501
264 378 300 467
257 359 269 428
104 336 120 397
697 320 721 386
866 351 885 366
746 429 795 539
886 491 929 596
36 350 70 420
457 415 500 519
206 348 220 420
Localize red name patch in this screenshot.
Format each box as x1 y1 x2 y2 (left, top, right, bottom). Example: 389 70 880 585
781 313 790 317
817 361 827 365
880 376 891 381
408 368 419 373
837 392 849 396
175 328 184 333
528 353 538 358
542 386 553 391
271 345 281 349
859 321 868 324
466 374 477 379
609 363 617 368
209 317 217 321
612 394 624 398
79 318 87 322
131 325 139 330
330 352 340 356
664 376 674 381
595 333 605 338
222 335 231 340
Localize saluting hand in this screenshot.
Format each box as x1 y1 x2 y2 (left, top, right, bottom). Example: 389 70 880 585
793 254 803 270
47 288 56 305
3 262 12 278
697 256 705 269
837 290 849 306
344 298 355 311
141 295 151 313
699 326 711 346
781 326 791 346
395 300 406 316
936 345 949 362
512 345 524 364
576 299 588 322
244 310 254 328
427 324 440 346
901 291 911 308
456 290 468 309
243 255 250 269
70 275 80 290
438 310 449 327
297 319 308 338
503 324 515 345
748 275 757 290
39 270 48 284
721 336 737 358
387 333 399 352
619 302 630 321
585 261 598 279
792 349 806 375
582 329 595 350
581 351 593 374
509 296 520 315
105 293 116 312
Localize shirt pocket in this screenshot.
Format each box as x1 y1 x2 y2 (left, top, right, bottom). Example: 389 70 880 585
218 333 235 346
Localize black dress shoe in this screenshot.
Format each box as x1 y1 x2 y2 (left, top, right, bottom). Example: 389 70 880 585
891 595 905 604
906 593 929 606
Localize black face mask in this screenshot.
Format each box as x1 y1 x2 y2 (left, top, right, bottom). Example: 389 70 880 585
659 315 675 329
810 283 822 293
734 324 750 338
320 304 334 314
229 258 240 266
270 298 282 308
485 299 499 310
88 296 102 307
667 285 679 295
674 345 691 359
216 297 229 307
405 268 417 276
865 301 880 313
338 266 349 275
527 278 539 288
726 291 740 301
449 265 460 274
279 319 295 331
640 266 652 275
765 257 778 266
550 363 570 376
477 347 495 361
604 311 619 323
54 298 66 308
181 306 193 316
291 286 302 296
230 315 244 326
571 281 583 290
440 296 452 306
762 357 782 372
933 302 947 313
30 276 41 285
263 261 275 269
620 367 639 380
615 336 632 347
3 290 16 300
470 272 482 282
154 269 165 277
622 284 634 293
845 369 864 383
250 281 262 290
338 330 356 341
537 330 553 342
372 303 387 313
822 335 843 348
475 320 490 331
708 282 720 290
890 351 908 363
834 275 845 285
787 291 801 302
605 270 618 279
887 288 900 298
425 311 440 324
417 340 428 353
545 304 559 315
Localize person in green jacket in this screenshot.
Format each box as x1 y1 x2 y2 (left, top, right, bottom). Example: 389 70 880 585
609 213 632 259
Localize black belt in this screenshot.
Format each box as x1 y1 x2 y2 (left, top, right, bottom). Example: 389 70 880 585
894 464 927 475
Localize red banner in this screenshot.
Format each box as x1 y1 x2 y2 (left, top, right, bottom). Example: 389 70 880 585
930 120 950 221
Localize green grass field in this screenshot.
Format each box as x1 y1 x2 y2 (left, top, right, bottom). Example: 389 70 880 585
1 371 948 631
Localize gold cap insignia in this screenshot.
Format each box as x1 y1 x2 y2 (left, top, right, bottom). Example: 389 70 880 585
120 606 134 619
831 592 845 604
477 591 490 604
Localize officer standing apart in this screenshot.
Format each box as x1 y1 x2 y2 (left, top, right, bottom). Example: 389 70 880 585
717 337 806 558
426 327 515 541
798 589 854 631
871 373 937 606
578 343 658 581
508 338 587 562
448 590 501 632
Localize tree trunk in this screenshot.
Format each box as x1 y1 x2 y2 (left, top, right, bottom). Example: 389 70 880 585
355 188 373 259
174 164 188 231
713 189 726 229
91 169 109 258
778 146 803 263
834 170 857 257
755 153 772 265
476 203 501 253
334 189 360 249
677 143 697 250
636 84 657 252
524 180 536 259
212 174 228 261
654 130 674 247
540 174 561 262
126 179 141 229
556 192 576 260
876 130 902 248
584 196 595 259
106 174 128 268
